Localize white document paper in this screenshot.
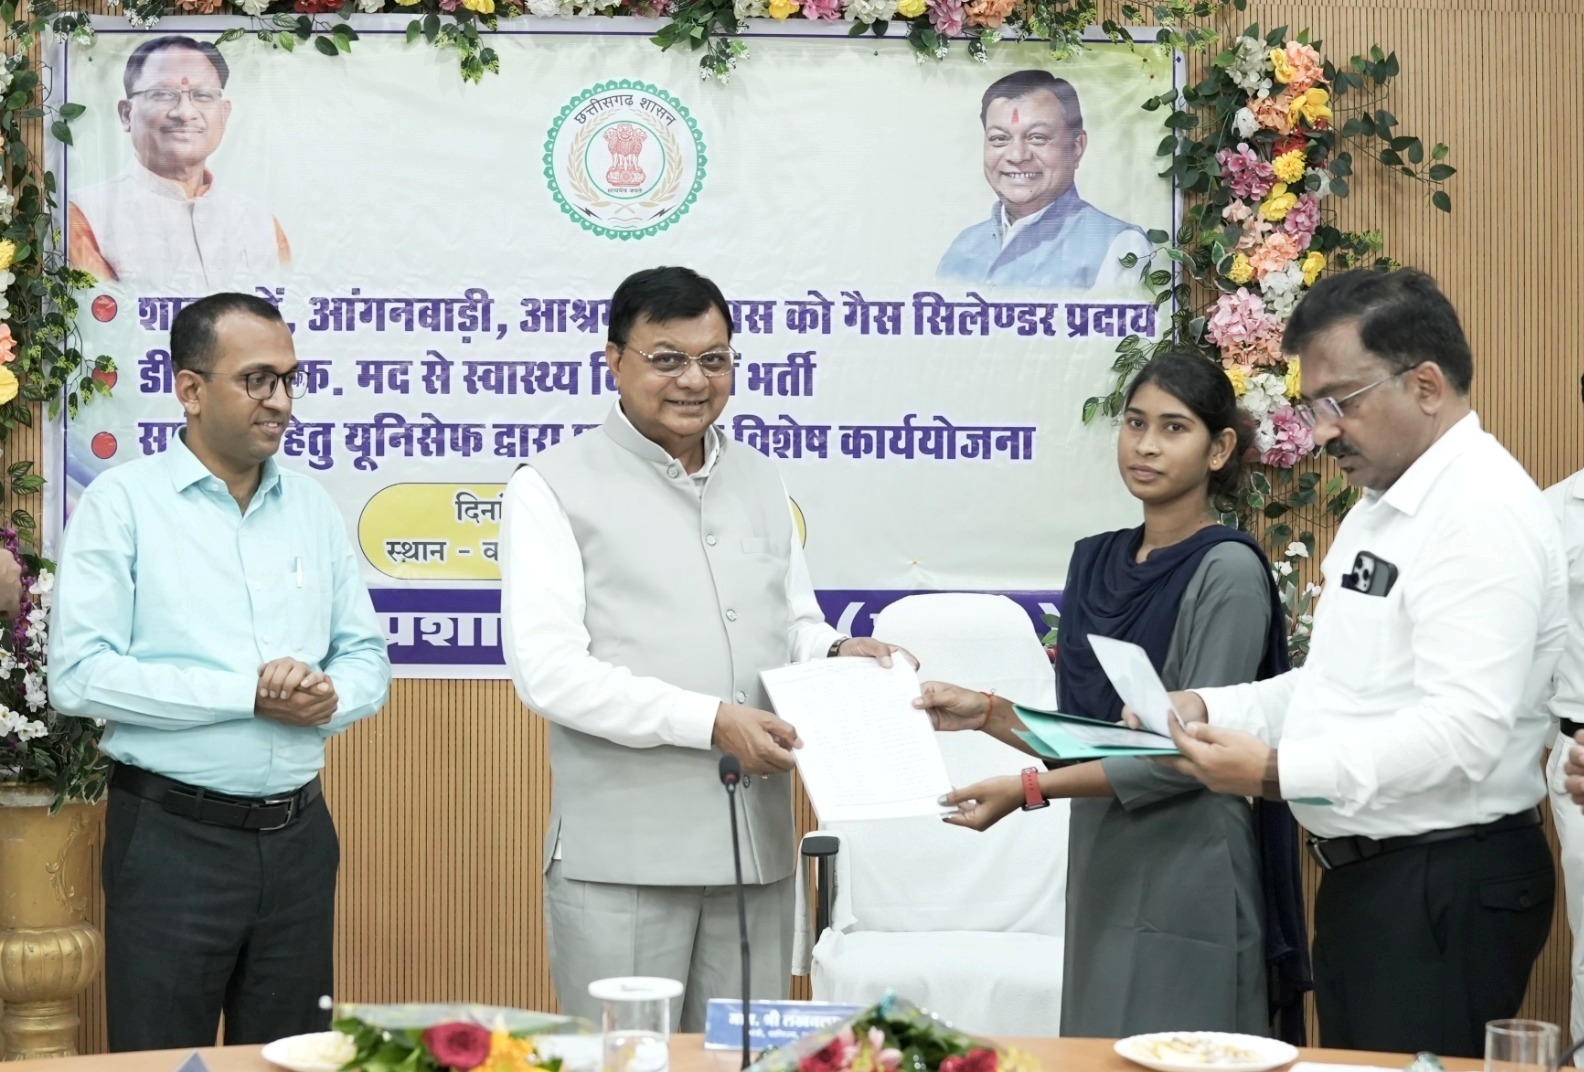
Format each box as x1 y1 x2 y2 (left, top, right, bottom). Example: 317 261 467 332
760 659 952 823
1088 635 1181 738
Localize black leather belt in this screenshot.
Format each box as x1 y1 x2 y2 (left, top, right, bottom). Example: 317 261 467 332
1562 719 1584 740
1306 807 1542 871
112 764 321 832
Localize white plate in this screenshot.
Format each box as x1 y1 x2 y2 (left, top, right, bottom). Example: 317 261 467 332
1114 1032 1299 1072
261 1031 358 1072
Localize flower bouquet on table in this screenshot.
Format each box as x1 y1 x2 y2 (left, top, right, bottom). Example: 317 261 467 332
327 1002 599 1072
748 995 1038 1072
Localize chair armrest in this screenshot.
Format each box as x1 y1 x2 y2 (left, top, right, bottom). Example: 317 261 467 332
800 834 841 940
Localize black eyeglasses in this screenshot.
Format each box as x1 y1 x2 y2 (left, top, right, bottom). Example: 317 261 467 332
1293 370 1408 429
622 345 739 378
198 369 308 400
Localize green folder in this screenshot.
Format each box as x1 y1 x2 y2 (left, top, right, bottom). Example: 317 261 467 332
1011 704 1181 761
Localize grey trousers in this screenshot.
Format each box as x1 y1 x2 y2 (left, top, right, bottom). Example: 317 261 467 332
544 861 795 1031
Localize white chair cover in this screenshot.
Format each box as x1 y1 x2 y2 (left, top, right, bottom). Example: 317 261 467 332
795 593 1069 1037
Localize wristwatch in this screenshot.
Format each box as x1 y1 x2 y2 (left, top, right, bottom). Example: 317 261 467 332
826 636 849 658
1019 767 1049 811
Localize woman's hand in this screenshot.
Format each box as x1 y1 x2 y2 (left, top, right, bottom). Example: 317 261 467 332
914 681 995 732
940 775 1025 831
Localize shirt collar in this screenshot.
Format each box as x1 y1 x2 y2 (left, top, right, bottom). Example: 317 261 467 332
605 403 723 476
126 157 215 202
1374 410 1482 517
164 428 282 499
992 185 1084 246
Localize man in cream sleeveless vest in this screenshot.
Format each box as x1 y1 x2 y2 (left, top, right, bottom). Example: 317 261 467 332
501 266 911 1030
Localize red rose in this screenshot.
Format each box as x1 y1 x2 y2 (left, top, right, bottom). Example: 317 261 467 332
422 1023 493 1071
1273 134 1307 159
800 1038 850 1072
292 0 340 11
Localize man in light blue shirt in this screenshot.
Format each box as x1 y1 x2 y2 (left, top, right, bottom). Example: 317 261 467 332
937 69 1150 290
50 291 390 1052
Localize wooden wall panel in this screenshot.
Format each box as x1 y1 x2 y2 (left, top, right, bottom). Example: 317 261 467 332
19 0 1584 1054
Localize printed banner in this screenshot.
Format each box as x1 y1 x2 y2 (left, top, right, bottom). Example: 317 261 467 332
54 20 1177 676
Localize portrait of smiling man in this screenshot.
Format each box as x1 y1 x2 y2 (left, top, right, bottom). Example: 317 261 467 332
937 69 1150 290
49 292 390 1050
68 36 290 289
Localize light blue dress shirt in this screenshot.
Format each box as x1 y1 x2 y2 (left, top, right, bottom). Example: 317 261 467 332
49 432 391 796
937 186 1144 288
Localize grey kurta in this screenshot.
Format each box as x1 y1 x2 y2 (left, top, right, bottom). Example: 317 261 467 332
1061 541 1272 1037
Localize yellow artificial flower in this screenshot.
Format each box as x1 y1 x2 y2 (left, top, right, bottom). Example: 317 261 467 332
1283 359 1301 399
1301 250 1325 286
461 0 495 12
769 0 799 16
0 366 16 406
1289 87 1332 127
1269 47 1295 85
1259 183 1297 222
1227 254 1254 286
851 1046 876 1072
895 0 925 14
999 1047 1042 1072
1225 365 1250 398
0 240 14 272
1272 149 1305 184
476 1032 539 1072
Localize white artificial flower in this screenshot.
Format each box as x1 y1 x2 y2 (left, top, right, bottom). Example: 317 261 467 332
236 0 270 14
1226 36 1272 97
0 270 13 322
1275 561 1294 577
1305 167 1332 199
528 0 575 15
22 672 45 712
1285 541 1310 560
0 708 14 736
1232 107 1259 140
1242 374 1288 422
1304 582 1321 597
0 68 11 96
1260 263 1305 321
17 717 48 740
845 0 896 19
28 569 53 599
0 186 13 226
1253 415 1278 453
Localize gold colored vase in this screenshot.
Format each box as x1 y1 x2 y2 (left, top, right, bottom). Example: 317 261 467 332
0 785 105 1059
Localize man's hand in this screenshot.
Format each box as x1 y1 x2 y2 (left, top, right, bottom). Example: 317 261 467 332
255 659 338 727
712 703 801 775
914 680 996 732
836 637 920 670
1565 730 1584 808
1166 719 1270 796
940 775 1023 831
1121 688 1208 731
0 552 23 620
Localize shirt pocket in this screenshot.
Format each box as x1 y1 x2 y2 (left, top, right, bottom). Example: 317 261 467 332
285 555 332 660
1311 586 1404 682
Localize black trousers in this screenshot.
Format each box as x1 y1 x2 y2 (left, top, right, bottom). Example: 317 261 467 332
1312 821 1554 1058
102 783 339 1052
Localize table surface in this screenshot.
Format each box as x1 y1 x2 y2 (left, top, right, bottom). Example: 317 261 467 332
6 1035 1484 1072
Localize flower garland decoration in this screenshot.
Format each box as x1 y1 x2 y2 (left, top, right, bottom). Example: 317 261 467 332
1085 23 1456 558
0 537 109 810
332 1011 570 1072
757 996 1039 1072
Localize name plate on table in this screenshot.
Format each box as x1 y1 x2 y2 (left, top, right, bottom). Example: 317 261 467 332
171 1053 214 1072
704 1000 862 1053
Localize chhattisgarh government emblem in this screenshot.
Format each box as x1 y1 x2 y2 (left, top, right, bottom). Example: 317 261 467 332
543 80 706 241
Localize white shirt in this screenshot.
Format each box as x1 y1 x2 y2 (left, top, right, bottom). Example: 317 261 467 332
1543 471 1584 739
1200 413 1568 839
501 414 840 754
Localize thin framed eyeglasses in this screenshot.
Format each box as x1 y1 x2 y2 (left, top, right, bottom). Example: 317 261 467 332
128 87 224 107
623 345 739 378
1293 370 1406 429
198 369 308 400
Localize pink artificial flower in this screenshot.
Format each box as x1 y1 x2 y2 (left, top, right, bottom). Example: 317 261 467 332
926 0 964 36
1206 288 1278 348
1282 193 1321 250
1282 42 1325 94
0 325 14 365
1249 232 1301 278
1220 329 1286 369
799 0 843 19
1260 405 1316 467
1216 143 1276 201
1222 200 1272 253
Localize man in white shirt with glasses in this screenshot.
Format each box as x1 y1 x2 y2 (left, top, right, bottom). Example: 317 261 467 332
1152 268 1565 1056
500 265 911 1030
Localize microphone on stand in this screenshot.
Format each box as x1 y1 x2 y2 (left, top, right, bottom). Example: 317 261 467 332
718 754 752 1069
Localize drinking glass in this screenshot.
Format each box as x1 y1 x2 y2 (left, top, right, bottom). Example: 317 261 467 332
590 976 683 1072
1486 1019 1560 1072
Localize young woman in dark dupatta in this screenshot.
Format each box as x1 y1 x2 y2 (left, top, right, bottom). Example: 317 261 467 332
915 351 1311 1040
